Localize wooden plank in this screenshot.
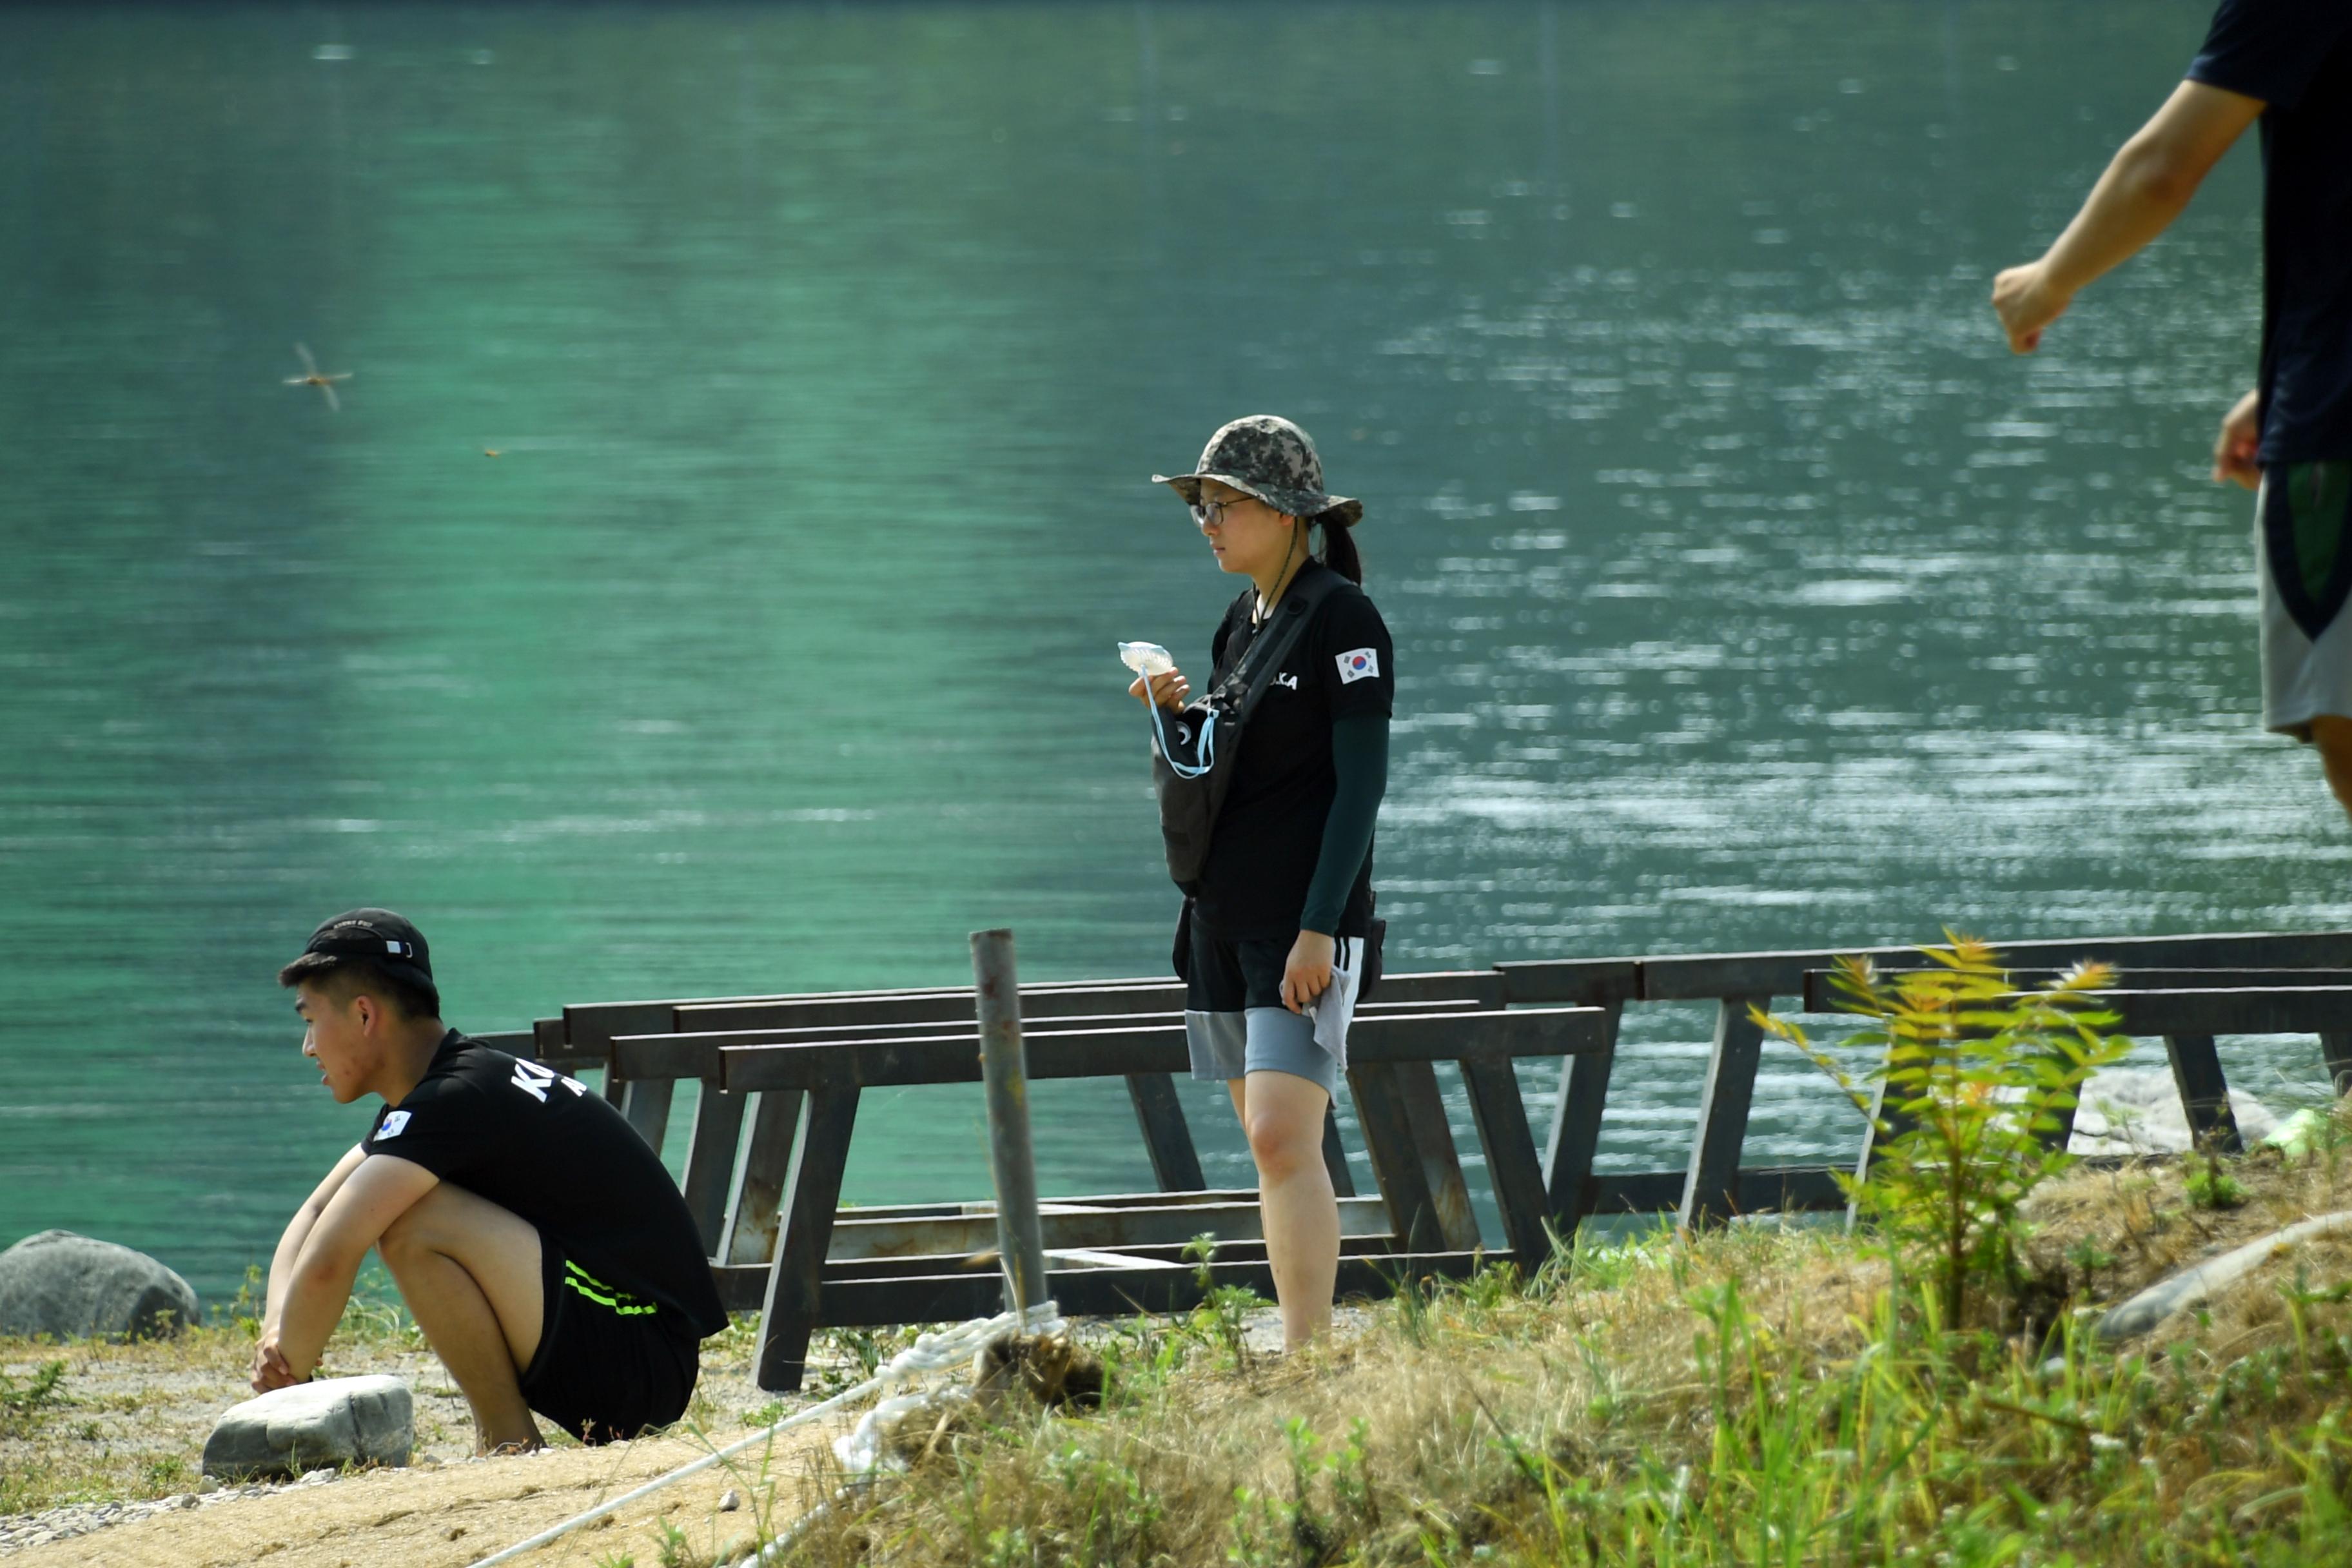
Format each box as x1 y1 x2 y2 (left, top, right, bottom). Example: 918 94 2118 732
2326 1033 2352 1097
717 1007 1607 1093
1395 1061 1480 1251
1679 997 1769 1229
720 1089 805 1267
713 1250 1497 1324
1320 1104 1357 1198
1640 931 2352 1003
1124 1073 1206 1191
1347 1063 1444 1251
827 1195 1396 1261
1541 1001 1621 1234
754 1086 861 1392
2163 1035 2242 1155
1493 958 1642 1008
471 1029 534 1057
1460 1057 1553 1265
616 1078 676 1155
679 1082 749 1256
819 1233 1399 1282
1800 966 2352 1014
617 1000 1484 1083
1591 1165 1847 1215
2099 988 2352 1037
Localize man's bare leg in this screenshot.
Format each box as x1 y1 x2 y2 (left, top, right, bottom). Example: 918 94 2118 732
376 1183 546 1453
1231 1072 1339 1349
2311 716 2352 821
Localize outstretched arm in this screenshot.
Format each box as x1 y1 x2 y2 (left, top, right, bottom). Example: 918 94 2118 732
254 1153 439 1391
1992 80 2264 353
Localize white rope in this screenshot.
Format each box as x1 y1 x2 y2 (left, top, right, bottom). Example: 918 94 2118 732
464 1300 1063 1568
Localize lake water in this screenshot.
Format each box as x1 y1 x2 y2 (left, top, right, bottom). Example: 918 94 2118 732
5 1 2344 1304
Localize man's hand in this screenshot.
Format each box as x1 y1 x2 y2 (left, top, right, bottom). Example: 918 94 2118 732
1128 668 1191 712
251 1333 303 1394
1992 261 2070 354
2213 388 2263 489
1280 930 1336 1014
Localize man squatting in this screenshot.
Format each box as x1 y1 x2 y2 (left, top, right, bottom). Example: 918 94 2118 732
1994 0 2352 812
255 910 727 1450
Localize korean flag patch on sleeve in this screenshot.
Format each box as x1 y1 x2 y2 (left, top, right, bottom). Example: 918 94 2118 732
1336 648 1380 684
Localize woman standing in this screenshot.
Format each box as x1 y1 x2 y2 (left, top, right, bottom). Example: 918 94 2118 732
1130 415 1393 1349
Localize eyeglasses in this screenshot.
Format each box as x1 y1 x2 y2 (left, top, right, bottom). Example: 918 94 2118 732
1190 494 1254 527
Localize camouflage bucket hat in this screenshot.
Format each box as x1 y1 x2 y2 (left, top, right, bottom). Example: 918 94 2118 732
1152 415 1363 527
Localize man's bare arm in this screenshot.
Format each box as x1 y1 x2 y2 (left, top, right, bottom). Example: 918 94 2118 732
261 1144 369 1329
1993 79 2266 353
255 1153 440 1390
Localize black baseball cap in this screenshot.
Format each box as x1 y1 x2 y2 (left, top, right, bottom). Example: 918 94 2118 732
289 908 438 1003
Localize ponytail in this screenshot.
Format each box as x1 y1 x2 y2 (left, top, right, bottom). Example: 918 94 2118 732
1315 516 1363 584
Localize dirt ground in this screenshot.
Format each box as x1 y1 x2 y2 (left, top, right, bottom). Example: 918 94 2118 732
3 1423 839 1568
0 1312 858 1567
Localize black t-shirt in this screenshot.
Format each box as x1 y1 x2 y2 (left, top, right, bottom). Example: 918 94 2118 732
361 1032 727 1340
2189 0 2352 462
1193 563 1395 939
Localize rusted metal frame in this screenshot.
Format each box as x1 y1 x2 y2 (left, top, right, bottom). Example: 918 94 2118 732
1123 1072 1206 1191
1640 932 2352 1004
2162 1035 2242 1155
1458 1055 1554 1265
1679 996 1770 1230
719 1089 805 1266
678 1081 749 1255
754 1086 861 1392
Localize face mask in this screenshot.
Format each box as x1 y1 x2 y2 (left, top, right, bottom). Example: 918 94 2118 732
1120 642 1215 779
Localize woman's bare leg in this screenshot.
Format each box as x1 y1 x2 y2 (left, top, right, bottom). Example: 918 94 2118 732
1232 1071 1338 1349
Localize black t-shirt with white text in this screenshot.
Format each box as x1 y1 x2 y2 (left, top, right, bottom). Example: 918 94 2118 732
361 1032 727 1339
1194 563 1395 940
2189 0 2352 462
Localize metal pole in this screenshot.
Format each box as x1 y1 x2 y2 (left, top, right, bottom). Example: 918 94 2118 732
971 928 1049 1318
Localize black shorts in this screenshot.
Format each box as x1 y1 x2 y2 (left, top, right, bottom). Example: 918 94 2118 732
519 1244 701 1445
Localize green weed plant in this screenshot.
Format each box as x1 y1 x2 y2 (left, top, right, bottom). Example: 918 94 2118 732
1758 934 2130 1329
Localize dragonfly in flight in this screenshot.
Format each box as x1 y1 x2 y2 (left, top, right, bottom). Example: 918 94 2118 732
284 343 353 411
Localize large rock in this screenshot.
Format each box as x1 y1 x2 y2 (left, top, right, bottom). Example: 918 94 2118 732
202 1375 413 1480
0 1230 201 1340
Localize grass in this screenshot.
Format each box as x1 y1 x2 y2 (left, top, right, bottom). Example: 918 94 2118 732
759 1111 2352 1568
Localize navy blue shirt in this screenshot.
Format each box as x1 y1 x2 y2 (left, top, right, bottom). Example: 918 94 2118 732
2188 0 2352 462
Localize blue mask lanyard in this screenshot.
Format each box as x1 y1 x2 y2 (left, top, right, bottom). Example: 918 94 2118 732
1150 697 1216 780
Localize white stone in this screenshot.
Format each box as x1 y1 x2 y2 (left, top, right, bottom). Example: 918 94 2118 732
202 1375 413 1480
2066 1067 2278 1157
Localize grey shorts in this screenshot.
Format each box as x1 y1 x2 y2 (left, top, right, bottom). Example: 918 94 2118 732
2256 463 2352 741
1182 928 1365 1098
